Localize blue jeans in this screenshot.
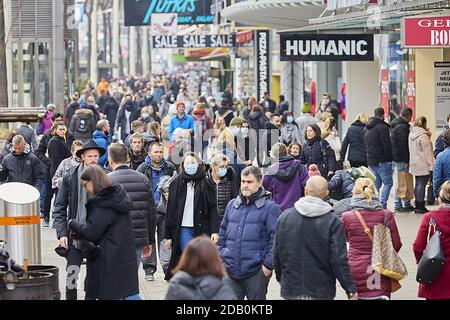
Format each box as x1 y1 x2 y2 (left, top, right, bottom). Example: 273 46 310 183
393 162 413 208
179 227 195 251
370 162 393 209
135 247 142 269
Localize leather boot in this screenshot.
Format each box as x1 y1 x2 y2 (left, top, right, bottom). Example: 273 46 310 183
414 201 428 214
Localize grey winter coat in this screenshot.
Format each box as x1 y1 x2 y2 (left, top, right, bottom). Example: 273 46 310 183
165 271 237 300
0 150 44 190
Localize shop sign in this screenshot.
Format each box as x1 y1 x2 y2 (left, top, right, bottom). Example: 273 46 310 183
435 62 450 129
380 69 390 118
151 34 236 48
401 16 450 48
236 30 253 44
255 30 271 101
280 34 374 61
406 70 416 119
124 0 214 26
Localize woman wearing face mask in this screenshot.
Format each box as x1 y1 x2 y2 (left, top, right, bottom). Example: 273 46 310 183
280 111 302 146
140 106 161 126
207 154 238 226
164 152 218 281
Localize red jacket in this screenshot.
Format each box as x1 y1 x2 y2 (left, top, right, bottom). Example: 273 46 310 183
341 209 402 298
413 207 450 300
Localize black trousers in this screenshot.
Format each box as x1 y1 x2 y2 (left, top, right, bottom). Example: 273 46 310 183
350 161 367 168
43 171 56 221
65 245 83 300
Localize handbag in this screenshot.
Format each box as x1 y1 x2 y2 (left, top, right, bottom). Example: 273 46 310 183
354 210 407 283
427 174 435 205
416 217 445 284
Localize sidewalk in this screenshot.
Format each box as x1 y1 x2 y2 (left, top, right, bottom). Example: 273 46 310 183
41 204 428 300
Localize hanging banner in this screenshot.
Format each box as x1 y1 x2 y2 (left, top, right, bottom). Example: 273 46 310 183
255 30 271 101
380 69 390 117
401 15 450 48
124 0 214 26
151 34 236 48
280 33 374 61
435 62 450 129
310 81 317 115
406 70 416 119
340 83 347 121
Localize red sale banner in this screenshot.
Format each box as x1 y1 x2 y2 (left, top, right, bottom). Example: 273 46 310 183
380 69 390 118
407 70 416 119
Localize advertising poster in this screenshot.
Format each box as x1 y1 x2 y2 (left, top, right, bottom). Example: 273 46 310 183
406 70 416 119
380 69 390 117
435 62 450 129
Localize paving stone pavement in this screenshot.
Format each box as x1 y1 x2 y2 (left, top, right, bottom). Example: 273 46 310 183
40 201 434 300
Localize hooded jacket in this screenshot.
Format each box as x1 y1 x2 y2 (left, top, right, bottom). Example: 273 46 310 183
408 127 434 176
68 185 139 300
364 118 393 166
47 135 72 178
413 206 450 300
165 271 237 300
390 117 411 163
262 156 308 211
69 108 96 141
219 188 281 280
66 101 80 127
93 130 111 167
340 120 367 165
341 196 402 299
0 148 44 190
115 102 140 141
327 170 356 200
433 147 450 197
273 196 357 300
108 166 156 248
247 110 268 130
300 137 337 178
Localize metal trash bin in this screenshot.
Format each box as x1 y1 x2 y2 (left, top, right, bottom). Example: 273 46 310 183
0 271 53 300
28 265 60 300
0 182 41 265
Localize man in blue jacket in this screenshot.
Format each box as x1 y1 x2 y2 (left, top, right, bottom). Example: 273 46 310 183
219 166 281 300
433 128 450 197
92 119 111 167
168 101 195 143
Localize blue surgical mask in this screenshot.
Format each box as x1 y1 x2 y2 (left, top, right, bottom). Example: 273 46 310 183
230 127 240 136
241 127 249 136
217 168 227 177
184 164 199 175
287 116 294 124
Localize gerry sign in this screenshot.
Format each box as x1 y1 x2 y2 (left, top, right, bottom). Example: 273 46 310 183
124 0 214 26
280 34 374 61
401 16 450 47
152 34 236 48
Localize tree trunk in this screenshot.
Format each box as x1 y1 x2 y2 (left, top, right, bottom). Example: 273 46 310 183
108 12 112 64
84 0 93 77
103 12 108 62
0 0 8 107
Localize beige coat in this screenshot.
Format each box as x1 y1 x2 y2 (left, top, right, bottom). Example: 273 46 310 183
408 127 435 176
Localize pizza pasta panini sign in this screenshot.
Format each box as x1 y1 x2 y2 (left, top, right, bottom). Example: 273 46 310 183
124 0 214 26
401 16 450 48
280 34 374 61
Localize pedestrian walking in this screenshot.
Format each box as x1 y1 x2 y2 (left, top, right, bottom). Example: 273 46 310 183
409 116 435 214
92 119 111 167
69 106 96 142
52 140 84 191
165 236 236 300
364 108 394 209
68 165 139 300
288 142 302 160
413 181 450 300
433 114 450 158
340 113 368 168
169 101 195 143
263 143 308 211
128 133 147 171
433 128 450 198
280 111 302 146
295 102 318 146
341 178 402 300
273 176 357 300
219 166 281 300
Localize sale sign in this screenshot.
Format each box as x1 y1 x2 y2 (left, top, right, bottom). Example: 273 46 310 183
406 70 416 119
401 16 450 48
380 69 390 118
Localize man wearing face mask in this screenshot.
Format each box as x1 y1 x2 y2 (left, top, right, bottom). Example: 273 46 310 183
52 139 105 300
219 166 281 300
115 93 140 142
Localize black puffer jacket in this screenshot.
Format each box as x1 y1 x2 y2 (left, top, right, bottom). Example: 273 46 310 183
68 185 138 300
108 166 156 248
390 117 411 163
0 150 44 190
207 167 238 225
35 132 53 168
300 138 337 178
340 120 367 165
364 118 393 166
103 97 119 131
247 110 268 130
328 170 355 200
66 101 80 126
165 271 237 300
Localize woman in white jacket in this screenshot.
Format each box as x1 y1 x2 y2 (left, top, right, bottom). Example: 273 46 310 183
408 116 435 214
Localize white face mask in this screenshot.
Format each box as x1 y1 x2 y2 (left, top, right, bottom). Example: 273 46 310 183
230 127 241 136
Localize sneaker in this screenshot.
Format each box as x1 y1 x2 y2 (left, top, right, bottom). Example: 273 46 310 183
144 272 154 281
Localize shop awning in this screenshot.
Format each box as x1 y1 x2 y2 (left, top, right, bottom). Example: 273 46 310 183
278 0 450 34
221 0 325 30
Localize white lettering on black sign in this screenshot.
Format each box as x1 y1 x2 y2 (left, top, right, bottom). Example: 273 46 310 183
256 30 271 102
280 34 374 61
151 34 236 48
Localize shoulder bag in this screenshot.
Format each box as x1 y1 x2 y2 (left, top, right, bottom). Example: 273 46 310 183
416 217 445 284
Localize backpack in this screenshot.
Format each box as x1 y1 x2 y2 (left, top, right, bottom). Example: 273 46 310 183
75 116 89 134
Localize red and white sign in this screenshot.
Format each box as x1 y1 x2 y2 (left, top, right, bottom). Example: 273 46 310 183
236 30 253 44
406 70 416 119
380 69 390 118
402 15 450 48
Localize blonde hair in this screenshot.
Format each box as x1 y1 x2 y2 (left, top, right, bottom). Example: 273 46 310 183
355 113 369 125
439 181 450 204
321 117 335 139
413 116 427 129
352 178 378 203
217 128 236 151
320 111 332 122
